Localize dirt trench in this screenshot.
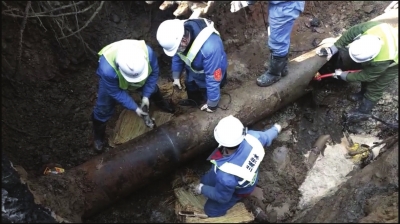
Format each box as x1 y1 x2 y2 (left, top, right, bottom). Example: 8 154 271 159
1 1 398 223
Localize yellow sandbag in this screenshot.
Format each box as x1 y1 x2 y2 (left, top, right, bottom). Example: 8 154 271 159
174 187 254 223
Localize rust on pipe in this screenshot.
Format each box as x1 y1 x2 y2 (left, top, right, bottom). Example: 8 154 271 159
33 10 398 222
75 48 330 219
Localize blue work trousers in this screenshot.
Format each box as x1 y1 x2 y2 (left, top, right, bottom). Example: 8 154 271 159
200 170 242 217
93 81 157 122
268 2 302 56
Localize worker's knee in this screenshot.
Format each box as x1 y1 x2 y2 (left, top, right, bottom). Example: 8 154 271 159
203 200 229 217
93 104 115 122
267 11 298 56
364 89 383 102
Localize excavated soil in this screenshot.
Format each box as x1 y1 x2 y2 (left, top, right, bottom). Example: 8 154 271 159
1 1 397 223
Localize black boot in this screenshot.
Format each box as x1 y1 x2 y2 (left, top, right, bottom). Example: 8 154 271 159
348 83 367 102
150 86 175 113
178 90 204 107
281 56 289 77
92 113 107 152
346 97 376 123
243 196 270 222
256 54 287 87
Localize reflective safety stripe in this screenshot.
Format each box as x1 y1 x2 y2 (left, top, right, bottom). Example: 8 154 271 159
214 134 265 187
178 19 220 73
98 40 152 90
364 23 398 64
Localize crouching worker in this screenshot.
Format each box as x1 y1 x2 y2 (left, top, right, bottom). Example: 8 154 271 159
156 18 228 113
92 39 175 152
189 115 281 221
316 21 398 123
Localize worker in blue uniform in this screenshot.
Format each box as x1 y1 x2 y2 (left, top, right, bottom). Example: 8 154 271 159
189 115 281 221
92 39 175 152
231 1 305 87
156 18 228 113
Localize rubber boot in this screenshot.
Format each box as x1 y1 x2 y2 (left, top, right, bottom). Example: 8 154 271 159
92 113 107 152
346 97 376 123
178 90 204 107
256 54 287 87
150 86 175 113
281 56 289 77
348 83 367 102
243 196 269 222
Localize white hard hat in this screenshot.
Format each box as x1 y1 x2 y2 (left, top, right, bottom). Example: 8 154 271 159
115 43 149 83
349 35 383 63
214 115 247 147
156 19 185 57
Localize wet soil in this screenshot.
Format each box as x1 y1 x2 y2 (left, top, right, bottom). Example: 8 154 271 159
1 1 397 223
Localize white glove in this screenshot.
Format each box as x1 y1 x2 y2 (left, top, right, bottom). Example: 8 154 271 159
333 69 348 81
141 97 150 109
135 107 148 117
173 78 182 90
274 124 282 133
316 45 339 61
200 104 216 113
189 183 203 195
230 1 249 13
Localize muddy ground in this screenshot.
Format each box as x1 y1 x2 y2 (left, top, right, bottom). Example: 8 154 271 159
1 1 398 223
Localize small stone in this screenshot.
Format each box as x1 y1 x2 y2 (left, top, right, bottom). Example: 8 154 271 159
310 17 320 27
111 13 121 23
363 5 374 14
304 21 311 28
312 38 321 47
352 1 364 11
313 27 325 34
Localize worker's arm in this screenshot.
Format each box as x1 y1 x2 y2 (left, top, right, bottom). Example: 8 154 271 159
142 46 160 98
249 127 279 147
345 61 392 82
335 21 382 48
97 56 139 111
203 35 225 109
171 54 185 79
201 172 237 204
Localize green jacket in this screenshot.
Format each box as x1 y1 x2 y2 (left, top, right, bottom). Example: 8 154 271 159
335 21 398 82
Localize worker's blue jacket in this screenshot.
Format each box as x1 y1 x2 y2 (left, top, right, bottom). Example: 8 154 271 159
201 127 279 204
171 19 228 107
96 45 159 112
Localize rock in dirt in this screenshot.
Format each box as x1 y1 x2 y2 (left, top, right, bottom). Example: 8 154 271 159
352 1 364 11
310 17 321 27
363 5 375 14
111 13 121 23
313 27 325 34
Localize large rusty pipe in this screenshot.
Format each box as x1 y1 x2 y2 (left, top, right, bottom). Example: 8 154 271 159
38 10 399 222
76 50 328 219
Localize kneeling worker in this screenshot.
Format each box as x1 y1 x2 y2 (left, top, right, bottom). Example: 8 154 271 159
92 39 175 152
317 21 398 123
190 115 281 221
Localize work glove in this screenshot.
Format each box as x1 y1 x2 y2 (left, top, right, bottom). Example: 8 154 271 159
274 124 282 133
333 69 348 81
200 104 217 113
141 97 150 109
173 78 182 90
189 183 203 195
135 107 148 117
230 1 249 13
316 45 339 61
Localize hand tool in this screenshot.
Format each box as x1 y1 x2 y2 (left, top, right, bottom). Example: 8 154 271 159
313 69 361 81
179 211 208 219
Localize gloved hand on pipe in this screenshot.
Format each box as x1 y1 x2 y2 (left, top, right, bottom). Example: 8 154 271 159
189 183 203 195
333 69 348 81
200 104 217 113
173 78 182 90
135 107 148 117
316 45 339 61
141 97 150 109
230 1 250 13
